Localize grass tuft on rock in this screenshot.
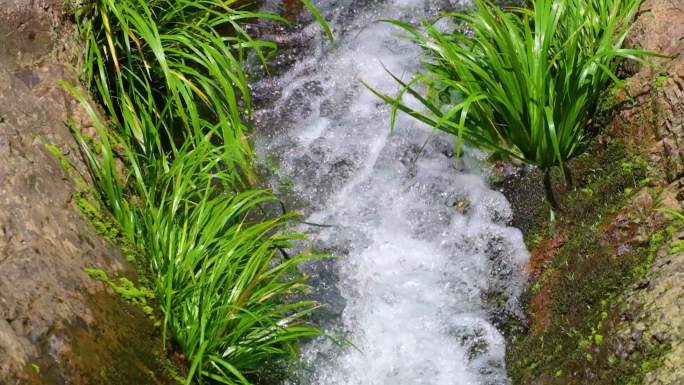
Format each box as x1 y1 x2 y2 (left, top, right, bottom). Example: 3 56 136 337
65 0 329 383
367 0 655 207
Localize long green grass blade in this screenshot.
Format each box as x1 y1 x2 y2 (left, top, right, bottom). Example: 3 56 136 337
68 0 331 383
371 0 654 173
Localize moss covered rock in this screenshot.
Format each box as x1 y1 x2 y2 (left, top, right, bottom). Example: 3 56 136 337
0 1 178 384
504 0 684 384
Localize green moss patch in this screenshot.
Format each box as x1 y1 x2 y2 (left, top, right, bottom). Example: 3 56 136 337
506 138 674 385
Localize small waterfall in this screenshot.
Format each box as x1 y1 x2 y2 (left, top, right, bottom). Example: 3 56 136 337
252 0 529 384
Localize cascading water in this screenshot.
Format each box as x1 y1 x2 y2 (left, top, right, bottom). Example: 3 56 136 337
251 1 529 384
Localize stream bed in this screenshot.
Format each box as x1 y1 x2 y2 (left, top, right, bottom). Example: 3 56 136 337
252 0 530 384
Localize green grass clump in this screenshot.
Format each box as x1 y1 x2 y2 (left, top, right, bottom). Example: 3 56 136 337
368 0 654 207
67 0 329 383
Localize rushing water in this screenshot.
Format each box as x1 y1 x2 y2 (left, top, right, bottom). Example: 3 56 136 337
251 1 529 384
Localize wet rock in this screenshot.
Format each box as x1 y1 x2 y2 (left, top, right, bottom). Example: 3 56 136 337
527 234 567 279
600 186 673 256
491 165 544 236
452 197 471 214
0 2 177 384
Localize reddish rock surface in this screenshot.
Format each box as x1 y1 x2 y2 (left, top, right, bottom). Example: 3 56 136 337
616 0 684 183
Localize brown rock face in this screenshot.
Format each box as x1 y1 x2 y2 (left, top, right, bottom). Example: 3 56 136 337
0 0 77 71
616 0 684 183
506 1 684 384
589 1 684 383
617 6 684 381
0 1 176 384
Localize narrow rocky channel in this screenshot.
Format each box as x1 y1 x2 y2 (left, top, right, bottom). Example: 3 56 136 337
252 0 529 384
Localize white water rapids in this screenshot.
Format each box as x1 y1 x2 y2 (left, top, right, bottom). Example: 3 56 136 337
251 0 530 384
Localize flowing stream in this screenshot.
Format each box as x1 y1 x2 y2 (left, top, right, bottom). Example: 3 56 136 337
251 1 529 384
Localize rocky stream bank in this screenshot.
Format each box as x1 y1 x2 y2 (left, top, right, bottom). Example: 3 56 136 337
1 0 683 384
503 1 684 383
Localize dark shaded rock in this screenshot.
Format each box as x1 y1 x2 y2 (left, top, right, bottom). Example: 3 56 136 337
491 164 544 237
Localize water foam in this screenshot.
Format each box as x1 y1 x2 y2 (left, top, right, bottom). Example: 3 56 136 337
252 1 529 384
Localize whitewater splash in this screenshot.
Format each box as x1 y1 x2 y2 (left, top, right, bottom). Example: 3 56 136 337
252 0 529 384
